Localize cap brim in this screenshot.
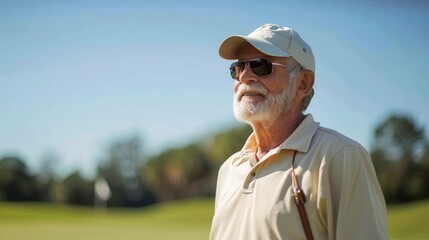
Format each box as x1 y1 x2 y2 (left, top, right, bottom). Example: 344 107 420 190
219 35 291 59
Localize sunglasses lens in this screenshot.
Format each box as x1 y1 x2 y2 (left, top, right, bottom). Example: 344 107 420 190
229 59 273 80
249 59 272 76
230 61 245 79
229 62 238 79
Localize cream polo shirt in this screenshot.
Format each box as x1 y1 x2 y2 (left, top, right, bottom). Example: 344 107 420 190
210 114 388 240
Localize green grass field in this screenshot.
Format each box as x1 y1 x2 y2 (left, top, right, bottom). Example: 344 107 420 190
0 198 428 240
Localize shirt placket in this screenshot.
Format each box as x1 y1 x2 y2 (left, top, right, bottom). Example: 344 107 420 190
242 154 259 193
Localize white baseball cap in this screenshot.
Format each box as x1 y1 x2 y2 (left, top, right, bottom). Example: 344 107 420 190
219 24 315 72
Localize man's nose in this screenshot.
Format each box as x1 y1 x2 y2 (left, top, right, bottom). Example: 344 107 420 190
238 63 258 84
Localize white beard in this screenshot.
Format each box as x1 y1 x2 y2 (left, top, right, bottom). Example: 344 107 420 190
233 83 295 126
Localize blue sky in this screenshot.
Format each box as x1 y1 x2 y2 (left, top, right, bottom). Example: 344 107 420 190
1 0 428 177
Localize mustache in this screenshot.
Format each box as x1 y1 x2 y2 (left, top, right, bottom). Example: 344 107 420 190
235 83 268 99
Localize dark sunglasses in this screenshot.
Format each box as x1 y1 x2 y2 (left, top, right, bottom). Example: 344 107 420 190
229 58 288 80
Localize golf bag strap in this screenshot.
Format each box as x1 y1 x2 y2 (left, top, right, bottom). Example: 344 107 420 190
291 150 314 240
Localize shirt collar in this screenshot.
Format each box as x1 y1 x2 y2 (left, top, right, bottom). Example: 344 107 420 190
277 114 319 153
239 114 319 156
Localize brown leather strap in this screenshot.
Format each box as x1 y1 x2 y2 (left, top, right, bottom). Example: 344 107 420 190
291 150 314 240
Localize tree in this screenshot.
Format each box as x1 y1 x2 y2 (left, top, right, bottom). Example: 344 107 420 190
61 171 94 205
143 143 213 200
371 114 429 203
0 156 41 201
36 151 60 202
142 124 252 201
97 136 156 207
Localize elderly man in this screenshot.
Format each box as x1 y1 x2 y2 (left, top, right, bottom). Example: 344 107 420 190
210 24 389 240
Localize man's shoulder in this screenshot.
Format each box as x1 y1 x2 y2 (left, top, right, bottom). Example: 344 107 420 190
218 151 241 172
309 125 371 169
314 125 365 152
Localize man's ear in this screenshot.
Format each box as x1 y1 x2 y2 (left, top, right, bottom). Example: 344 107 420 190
296 70 315 100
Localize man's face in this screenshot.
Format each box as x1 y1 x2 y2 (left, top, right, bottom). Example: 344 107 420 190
233 44 297 125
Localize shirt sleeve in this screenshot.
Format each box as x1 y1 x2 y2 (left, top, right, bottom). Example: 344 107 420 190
319 144 389 240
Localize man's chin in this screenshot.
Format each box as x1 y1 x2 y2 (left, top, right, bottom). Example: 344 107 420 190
234 109 268 123
233 100 276 123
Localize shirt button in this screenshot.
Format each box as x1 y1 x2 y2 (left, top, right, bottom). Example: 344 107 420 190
251 172 256 177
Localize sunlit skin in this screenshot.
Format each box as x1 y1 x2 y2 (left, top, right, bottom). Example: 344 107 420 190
235 44 315 160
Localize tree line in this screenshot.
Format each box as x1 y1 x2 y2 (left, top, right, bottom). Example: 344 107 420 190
1 113 428 206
